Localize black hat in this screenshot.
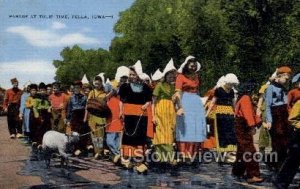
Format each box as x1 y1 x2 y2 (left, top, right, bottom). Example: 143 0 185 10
73 80 83 87
238 81 256 95
29 84 38 90
39 82 47 89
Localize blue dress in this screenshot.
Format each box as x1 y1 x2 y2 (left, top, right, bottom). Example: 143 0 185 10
19 92 30 132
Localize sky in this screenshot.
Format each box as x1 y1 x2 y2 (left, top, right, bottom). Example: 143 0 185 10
0 0 134 89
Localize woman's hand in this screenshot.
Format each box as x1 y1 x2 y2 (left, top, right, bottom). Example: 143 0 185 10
141 102 150 111
19 113 23 120
176 108 184 116
152 116 157 125
119 110 124 120
264 122 272 130
172 91 181 102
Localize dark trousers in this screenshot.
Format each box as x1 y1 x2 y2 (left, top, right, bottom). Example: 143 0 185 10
276 129 300 187
70 109 92 150
232 118 260 178
7 104 22 135
269 105 291 170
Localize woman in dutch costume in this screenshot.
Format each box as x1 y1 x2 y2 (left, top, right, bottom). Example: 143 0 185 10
118 61 152 173
206 73 239 163
175 56 207 163
152 59 177 168
202 76 226 151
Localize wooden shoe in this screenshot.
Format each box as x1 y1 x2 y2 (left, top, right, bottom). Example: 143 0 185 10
113 154 121 164
121 158 133 169
16 133 23 138
247 176 264 184
87 145 94 151
135 163 148 174
10 134 16 139
74 149 82 156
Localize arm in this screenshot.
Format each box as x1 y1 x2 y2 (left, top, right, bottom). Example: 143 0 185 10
3 90 9 111
206 97 216 116
142 84 152 111
152 96 157 124
119 101 124 119
256 94 264 117
66 98 72 123
287 90 294 112
239 96 260 127
288 101 300 129
265 86 273 129
19 95 26 119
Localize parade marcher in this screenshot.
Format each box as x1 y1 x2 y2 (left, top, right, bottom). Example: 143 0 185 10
105 66 128 163
265 66 292 171
273 98 300 188
202 76 226 151
232 81 263 184
31 82 52 145
83 84 92 97
175 56 207 163
256 71 277 169
3 78 23 139
152 59 177 167
19 81 31 142
287 72 300 112
46 84 53 96
66 81 89 156
85 75 110 159
118 61 152 173
25 84 38 145
49 82 68 133
151 68 164 90
206 73 239 163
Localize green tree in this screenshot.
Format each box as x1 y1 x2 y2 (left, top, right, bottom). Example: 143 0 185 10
53 45 111 85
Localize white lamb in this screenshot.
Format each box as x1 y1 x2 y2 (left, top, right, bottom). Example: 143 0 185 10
41 130 80 168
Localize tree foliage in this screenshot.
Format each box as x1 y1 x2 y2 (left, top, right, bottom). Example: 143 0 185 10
54 0 300 92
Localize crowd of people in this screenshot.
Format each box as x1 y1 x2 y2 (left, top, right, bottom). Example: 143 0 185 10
2 55 300 188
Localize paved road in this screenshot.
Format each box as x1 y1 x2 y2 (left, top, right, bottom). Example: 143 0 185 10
0 116 299 188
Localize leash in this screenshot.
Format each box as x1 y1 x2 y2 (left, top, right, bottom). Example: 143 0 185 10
123 109 146 137
79 119 120 137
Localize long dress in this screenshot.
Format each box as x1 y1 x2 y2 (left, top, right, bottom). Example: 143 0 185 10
152 82 176 162
19 92 30 135
213 87 237 152
118 83 152 158
175 74 207 158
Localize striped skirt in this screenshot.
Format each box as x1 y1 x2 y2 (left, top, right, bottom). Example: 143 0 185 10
153 99 176 145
